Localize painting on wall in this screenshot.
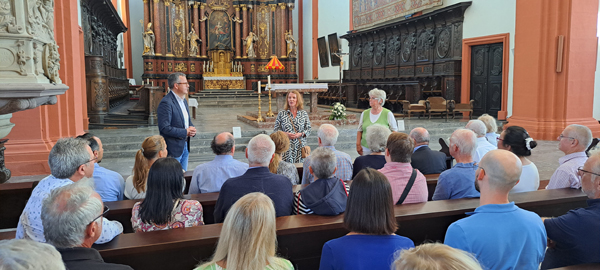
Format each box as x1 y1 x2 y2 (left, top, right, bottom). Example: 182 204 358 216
208 10 232 50
352 0 442 30
317 37 330 68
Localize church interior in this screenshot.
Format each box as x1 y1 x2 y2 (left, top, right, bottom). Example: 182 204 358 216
1 0 600 269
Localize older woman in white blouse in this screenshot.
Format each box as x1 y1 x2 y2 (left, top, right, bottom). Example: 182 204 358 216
356 88 398 155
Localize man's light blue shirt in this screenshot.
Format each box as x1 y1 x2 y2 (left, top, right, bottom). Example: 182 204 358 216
432 162 480 200
302 146 353 184
189 155 249 193
16 175 123 244
413 145 426 153
93 163 125 202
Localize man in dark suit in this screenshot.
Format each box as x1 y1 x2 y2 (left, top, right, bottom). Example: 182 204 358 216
409 127 447 174
157 72 196 171
214 134 293 223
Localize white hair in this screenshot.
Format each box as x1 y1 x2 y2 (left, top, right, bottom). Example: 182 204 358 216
465 120 487 137
247 134 276 166
41 178 103 248
450 129 477 157
566 124 593 149
318 124 339 146
309 147 337 179
366 124 391 153
368 88 386 106
409 128 430 144
478 114 498 134
0 239 65 270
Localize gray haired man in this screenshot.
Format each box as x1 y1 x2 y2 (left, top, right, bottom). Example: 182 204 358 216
302 124 353 184
41 179 132 270
16 137 123 244
465 119 497 163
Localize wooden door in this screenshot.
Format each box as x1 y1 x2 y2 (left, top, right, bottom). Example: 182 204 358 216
470 43 503 117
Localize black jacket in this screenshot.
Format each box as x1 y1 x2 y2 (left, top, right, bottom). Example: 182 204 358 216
410 145 447 174
57 247 133 270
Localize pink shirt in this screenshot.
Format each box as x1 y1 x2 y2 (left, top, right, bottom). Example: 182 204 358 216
547 151 588 189
379 162 428 204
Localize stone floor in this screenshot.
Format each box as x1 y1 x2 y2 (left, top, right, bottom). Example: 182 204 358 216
7 105 565 183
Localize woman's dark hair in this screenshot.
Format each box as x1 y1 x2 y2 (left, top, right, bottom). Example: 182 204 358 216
344 168 397 235
501 126 537 157
139 157 184 225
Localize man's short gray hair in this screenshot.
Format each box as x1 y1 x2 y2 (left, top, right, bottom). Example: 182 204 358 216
318 124 339 146
0 239 65 270
566 124 593 149
167 72 186 89
309 147 337 179
48 138 91 179
409 128 430 144
465 120 487 137
41 178 103 248
366 124 391 153
247 134 275 166
450 129 477 157
368 88 386 106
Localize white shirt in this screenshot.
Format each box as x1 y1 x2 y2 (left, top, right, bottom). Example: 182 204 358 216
173 92 189 129
485 132 500 147
124 174 146 200
473 136 497 163
510 162 540 193
547 152 588 189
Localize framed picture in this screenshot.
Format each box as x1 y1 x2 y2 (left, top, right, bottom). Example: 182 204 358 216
328 33 341 66
317 37 330 68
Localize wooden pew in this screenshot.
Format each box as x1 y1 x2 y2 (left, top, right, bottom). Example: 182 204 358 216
90 188 586 270
0 182 34 229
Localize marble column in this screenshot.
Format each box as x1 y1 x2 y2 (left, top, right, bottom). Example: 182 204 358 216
200 3 207 57
242 4 248 58
235 6 241 58
152 0 162 55
288 3 294 32
279 3 287 58
143 0 150 28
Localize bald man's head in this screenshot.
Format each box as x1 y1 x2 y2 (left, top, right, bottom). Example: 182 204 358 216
211 132 235 155
409 127 430 145
479 149 522 191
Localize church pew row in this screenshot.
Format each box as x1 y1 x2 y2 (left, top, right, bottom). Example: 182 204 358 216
0 182 34 229
92 188 588 270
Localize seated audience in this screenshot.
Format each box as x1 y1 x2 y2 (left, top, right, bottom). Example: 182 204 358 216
378 132 428 204
77 133 124 202
319 168 415 270
17 137 122 244
540 150 600 269
409 127 447 174
213 134 293 223
444 150 546 270
41 179 133 270
190 132 249 193
302 124 353 184
497 126 540 193
352 124 390 178
0 239 65 270
465 120 496 163
394 243 483 270
125 135 168 199
269 131 300 185
547 124 592 189
195 192 294 270
293 147 349 215
131 157 203 232
432 129 480 201
478 114 500 147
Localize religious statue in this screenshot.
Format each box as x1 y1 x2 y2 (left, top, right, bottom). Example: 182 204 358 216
285 30 297 58
243 31 258 59
188 26 200 57
141 21 155 55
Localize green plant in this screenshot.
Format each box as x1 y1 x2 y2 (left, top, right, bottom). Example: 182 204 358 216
329 102 347 120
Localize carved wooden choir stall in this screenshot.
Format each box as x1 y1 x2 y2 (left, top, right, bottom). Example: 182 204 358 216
141 0 298 93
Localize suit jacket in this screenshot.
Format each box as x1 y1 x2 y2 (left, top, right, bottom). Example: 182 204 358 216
157 91 194 157
57 247 133 270
213 167 293 223
411 145 447 174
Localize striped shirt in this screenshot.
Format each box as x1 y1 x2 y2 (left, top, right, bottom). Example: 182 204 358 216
293 182 350 215
546 152 588 189
378 162 428 204
301 146 353 184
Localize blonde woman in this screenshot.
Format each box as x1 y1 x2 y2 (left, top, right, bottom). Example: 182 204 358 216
394 243 483 270
273 90 311 163
478 114 499 147
270 131 300 185
124 135 168 199
195 192 294 270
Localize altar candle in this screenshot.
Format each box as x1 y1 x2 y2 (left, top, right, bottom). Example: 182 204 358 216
268 75 271 88
258 81 261 94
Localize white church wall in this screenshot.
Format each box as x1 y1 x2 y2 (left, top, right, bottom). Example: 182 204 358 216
129 0 144 85
302 0 313 81
316 0 349 81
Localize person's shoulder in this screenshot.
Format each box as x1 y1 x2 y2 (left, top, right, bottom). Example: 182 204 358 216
272 258 294 270
99 166 124 180
182 199 202 207
193 263 216 270
335 149 352 159
389 234 415 247
514 206 544 222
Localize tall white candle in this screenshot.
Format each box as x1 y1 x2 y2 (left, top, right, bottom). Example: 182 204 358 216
268 75 271 88
258 81 261 94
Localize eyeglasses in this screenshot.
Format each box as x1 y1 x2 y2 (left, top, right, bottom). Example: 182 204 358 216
577 167 600 178
496 137 503 142
88 205 109 225
558 134 575 141
176 82 189 86
79 157 97 167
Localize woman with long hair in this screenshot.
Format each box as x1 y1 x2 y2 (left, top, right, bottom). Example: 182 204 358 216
269 131 300 185
319 168 414 270
195 192 293 270
497 126 540 193
131 157 203 232
124 135 168 199
273 90 311 163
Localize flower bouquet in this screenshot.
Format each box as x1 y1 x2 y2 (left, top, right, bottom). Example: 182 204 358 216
329 102 347 120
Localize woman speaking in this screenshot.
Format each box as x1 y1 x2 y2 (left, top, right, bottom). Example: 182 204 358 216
356 89 398 155
273 90 311 163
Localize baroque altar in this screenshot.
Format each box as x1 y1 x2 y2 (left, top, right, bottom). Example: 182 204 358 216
141 0 298 92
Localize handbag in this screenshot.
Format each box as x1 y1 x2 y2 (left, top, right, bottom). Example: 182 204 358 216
288 112 311 158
